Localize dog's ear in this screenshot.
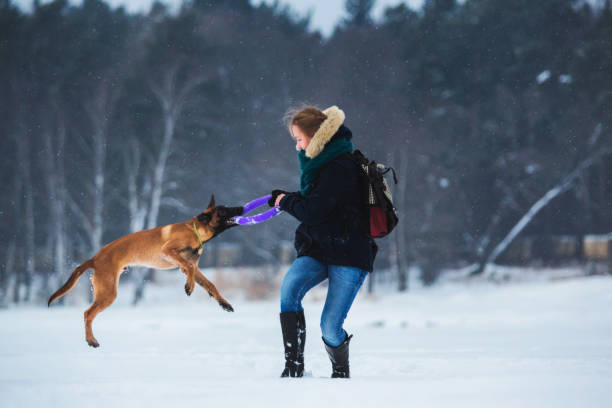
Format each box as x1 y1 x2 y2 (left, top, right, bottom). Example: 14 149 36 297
207 194 215 209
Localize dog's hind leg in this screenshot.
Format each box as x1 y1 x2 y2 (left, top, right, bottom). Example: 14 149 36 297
83 267 119 348
194 268 234 312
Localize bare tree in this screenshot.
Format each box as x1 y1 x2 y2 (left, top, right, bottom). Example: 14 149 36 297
64 73 121 261
0 241 16 306
86 74 121 251
132 60 213 303
473 145 612 276
392 151 410 291
40 101 69 298
2 149 20 305
13 128 35 302
122 137 152 234
146 61 212 230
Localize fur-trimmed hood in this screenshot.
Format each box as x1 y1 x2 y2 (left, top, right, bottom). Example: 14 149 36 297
302 105 346 158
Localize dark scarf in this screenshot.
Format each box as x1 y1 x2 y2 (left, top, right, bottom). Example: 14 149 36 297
298 127 354 196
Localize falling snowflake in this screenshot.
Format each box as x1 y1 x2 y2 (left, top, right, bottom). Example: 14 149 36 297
536 70 551 84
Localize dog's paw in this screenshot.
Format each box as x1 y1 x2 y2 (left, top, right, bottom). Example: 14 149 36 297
87 338 100 348
184 283 194 296
219 300 234 312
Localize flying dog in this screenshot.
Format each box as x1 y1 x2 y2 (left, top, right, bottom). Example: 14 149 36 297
48 195 243 348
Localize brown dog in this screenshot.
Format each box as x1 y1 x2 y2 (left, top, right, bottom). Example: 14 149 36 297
48 195 244 348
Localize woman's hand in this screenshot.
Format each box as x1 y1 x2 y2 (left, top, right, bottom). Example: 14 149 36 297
268 190 288 207
275 193 286 207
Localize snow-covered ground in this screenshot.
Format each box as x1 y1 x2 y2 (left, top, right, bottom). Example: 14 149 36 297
1 272 612 408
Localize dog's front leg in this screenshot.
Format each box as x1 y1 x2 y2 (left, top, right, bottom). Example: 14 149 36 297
194 269 234 312
161 243 197 296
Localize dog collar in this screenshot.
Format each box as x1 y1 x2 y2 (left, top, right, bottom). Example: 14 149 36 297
192 222 204 255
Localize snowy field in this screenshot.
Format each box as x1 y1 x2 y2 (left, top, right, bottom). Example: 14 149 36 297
1 271 612 408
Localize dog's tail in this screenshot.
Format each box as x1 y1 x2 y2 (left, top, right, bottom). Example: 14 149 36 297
48 259 94 307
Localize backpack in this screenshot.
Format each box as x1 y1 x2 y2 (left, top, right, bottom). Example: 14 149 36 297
348 150 399 238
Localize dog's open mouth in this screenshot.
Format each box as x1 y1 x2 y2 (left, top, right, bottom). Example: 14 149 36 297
223 206 244 227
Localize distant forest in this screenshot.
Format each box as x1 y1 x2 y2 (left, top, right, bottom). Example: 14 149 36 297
1 0 611 303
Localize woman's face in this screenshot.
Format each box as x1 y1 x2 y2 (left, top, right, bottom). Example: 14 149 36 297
292 125 311 151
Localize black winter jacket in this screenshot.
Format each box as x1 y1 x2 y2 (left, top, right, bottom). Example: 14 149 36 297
279 154 377 272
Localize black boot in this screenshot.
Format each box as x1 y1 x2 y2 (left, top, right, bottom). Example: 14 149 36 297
323 333 353 378
280 310 306 377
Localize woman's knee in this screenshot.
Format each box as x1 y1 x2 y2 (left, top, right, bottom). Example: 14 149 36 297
280 295 301 313
280 278 302 312
280 258 314 312
280 257 326 312
280 266 303 308
320 316 345 347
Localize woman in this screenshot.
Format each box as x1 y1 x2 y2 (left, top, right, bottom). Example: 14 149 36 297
269 105 377 378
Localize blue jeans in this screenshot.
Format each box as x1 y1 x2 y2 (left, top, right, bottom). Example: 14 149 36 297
280 256 368 347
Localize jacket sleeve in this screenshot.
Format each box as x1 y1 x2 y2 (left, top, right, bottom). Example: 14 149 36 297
279 161 349 226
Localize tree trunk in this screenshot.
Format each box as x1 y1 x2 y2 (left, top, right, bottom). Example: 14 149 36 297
80 77 119 302
23 169 35 302
15 131 35 302
388 232 399 292
0 241 16 306
473 148 612 276
91 132 106 251
147 113 175 230
42 121 68 299
124 138 150 234
395 152 409 291
9 151 23 304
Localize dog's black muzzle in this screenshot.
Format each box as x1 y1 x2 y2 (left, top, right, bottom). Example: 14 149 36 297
218 206 245 229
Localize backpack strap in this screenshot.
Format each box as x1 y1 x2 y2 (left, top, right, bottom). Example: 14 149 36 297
381 166 398 184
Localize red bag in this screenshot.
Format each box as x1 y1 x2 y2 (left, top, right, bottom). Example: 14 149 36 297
351 150 399 238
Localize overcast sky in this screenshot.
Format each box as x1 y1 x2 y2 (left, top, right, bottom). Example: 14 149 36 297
252 0 425 36
14 0 425 37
